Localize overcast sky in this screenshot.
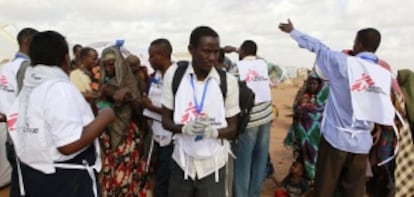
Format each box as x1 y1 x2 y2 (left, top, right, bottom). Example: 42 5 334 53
1 0 413 70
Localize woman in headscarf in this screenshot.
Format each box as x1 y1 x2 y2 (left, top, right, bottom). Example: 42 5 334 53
98 46 151 196
284 72 329 185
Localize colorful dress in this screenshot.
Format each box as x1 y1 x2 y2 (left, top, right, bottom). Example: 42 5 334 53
284 74 329 181
99 47 152 197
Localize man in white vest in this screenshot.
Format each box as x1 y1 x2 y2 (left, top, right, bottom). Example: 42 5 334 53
162 26 240 197
142 38 175 197
231 40 274 197
7 30 115 197
0 27 38 193
279 20 394 197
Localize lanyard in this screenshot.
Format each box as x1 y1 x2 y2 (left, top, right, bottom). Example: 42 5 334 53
190 74 209 115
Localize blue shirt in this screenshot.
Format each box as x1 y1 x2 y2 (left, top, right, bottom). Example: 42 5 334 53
290 30 374 154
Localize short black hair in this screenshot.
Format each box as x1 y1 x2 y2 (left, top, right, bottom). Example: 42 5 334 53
150 38 173 55
29 31 69 66
80 47 95 58
189 26 219 47
240 40 257 55
72 44 82 54
16 27 38 45
356 28 381 52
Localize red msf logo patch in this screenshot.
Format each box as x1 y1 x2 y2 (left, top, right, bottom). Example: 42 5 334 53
7 113 18 132
181 102 205 124
351 73 375 92
0 74 8 86
244 69 259 83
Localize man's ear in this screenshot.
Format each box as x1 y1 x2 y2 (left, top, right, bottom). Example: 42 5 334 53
188 45 194 56
61 53 71 74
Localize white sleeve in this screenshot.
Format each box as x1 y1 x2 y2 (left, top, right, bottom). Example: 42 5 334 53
44 82 94 147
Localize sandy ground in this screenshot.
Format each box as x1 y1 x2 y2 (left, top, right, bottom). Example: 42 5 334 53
0 86 299 197
261 86 298 197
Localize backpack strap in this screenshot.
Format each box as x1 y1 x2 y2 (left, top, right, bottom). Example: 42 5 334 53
172 60 189 96
173 61 227 100
216 68 227 100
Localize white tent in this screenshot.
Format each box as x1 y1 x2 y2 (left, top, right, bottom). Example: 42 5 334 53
0 23 18 62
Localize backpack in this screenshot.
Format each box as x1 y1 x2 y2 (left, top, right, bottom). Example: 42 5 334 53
172 61 255 138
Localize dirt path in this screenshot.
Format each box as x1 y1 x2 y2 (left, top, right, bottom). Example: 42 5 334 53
261 86 298 197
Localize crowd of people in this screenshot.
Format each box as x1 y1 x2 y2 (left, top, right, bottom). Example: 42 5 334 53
0 19 413 197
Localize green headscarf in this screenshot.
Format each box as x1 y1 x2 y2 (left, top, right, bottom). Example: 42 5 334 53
397 69 414 127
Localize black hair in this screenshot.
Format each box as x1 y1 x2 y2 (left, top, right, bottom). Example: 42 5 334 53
189 26 219 47
356 28 381 52
240 40 257 55
80 47 95 58
29 31 69 66
16 27 38 45
150 38 173 55
72 44 82 54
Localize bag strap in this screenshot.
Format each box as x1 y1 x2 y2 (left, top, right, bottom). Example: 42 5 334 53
172 61 189 96
172 61 227 100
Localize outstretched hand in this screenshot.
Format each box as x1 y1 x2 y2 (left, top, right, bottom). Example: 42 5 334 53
279 19 294 33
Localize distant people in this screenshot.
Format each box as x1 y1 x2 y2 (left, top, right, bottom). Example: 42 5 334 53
0 27 38 193
161 26 240 197
279 19 395 197
69 47 99 101
98 47 151 196
7 30 115 197
232 40 273 197
284 72 328 185
70 44 82 70
142 38 174 197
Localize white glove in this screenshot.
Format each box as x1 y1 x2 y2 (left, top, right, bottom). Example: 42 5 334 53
181 118 208 136
203 125 219 139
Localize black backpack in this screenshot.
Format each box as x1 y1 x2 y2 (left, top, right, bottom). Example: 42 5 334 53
172 61 255 138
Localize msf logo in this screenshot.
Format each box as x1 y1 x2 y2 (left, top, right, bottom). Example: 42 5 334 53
244 69 259 83
7 113 18 132
0 74 8 86
351 73 375 92
181 102 205 124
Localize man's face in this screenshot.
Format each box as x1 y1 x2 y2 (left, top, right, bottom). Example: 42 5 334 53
83 50 98 70
189 36 220 73
148 46 164 71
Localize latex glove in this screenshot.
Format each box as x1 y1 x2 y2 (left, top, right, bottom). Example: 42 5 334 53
203 125 219 139
182 119 208 136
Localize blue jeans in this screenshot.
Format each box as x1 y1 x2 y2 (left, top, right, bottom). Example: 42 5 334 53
232 121 272 197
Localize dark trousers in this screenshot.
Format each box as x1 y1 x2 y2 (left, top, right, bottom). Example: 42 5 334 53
154 143 173 197
10 145 100 197
314 136 368 197
169 161 226 197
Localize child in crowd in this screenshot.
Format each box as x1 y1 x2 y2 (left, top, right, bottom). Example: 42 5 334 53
278 161 310 197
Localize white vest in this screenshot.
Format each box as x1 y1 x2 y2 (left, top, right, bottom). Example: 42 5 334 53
143 71 172 145
347 57 394 125
237 59 272 103
173 72 229 179
0 58 25 114
7 80 101 174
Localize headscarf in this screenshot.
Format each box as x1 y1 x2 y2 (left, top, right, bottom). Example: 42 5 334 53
397 69 414 127
99 46 140 148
